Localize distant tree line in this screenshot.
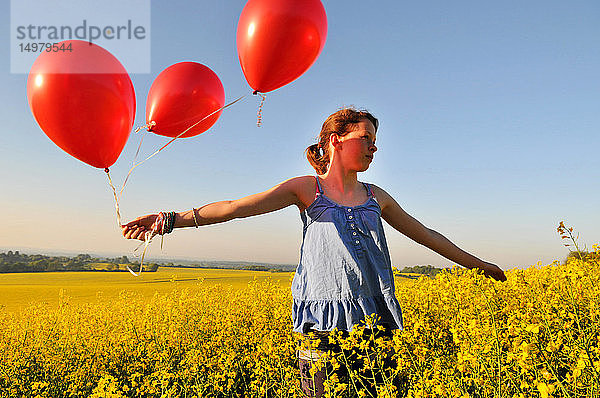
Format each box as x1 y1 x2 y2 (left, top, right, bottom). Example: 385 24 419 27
240 265 288 272
160 261 296 272
0 251 158 273
397 264 443 276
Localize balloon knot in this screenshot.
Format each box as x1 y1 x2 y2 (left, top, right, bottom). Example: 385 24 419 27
253 90 259 95
104 167 110 174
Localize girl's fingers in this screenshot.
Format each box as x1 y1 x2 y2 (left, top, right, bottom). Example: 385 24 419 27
121 214 159 240
124 227 144 240
134 228 148 240
139 230 154 241
487 266 507 282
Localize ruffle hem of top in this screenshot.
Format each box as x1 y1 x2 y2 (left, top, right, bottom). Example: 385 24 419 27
292 293 404 333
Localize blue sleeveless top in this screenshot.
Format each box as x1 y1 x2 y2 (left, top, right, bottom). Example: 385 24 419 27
291 176 404 333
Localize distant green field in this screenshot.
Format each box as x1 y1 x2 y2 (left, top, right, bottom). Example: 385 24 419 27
0 267 294 313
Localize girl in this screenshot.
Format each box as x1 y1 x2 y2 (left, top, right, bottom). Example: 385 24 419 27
122 107 506 397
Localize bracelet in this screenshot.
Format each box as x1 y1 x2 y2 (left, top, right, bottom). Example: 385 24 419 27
163 212 171 235
158 211 176 235
171 211 177 232
166 211 176 234
192 208 199 228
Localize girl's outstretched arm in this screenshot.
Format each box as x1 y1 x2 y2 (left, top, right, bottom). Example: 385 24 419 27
372 185 507 282
122 177 304 241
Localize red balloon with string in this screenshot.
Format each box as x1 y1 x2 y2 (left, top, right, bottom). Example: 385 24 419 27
27 40 136 169
236 0 328 93
146 62 225 138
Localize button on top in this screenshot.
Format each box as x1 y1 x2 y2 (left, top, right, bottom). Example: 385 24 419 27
347 208 352 212
353 232 357 236
348 215 353 220
355 240 360 244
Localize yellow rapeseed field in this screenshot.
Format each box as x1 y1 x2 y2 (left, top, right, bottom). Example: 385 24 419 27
0 267 291 313
1 244 599 397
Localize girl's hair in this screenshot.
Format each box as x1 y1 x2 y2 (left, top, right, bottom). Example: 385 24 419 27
305 107 379 175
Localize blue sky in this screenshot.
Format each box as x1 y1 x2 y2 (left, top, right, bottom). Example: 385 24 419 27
1 0 598 269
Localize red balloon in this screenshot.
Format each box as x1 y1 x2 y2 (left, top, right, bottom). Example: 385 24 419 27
27 40 136 169
146 62 225 138
237 0 327 93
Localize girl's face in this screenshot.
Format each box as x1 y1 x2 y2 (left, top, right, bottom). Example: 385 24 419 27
332 118 378 172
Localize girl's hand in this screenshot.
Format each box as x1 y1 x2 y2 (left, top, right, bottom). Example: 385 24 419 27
480 262 507 282
121 214 159 241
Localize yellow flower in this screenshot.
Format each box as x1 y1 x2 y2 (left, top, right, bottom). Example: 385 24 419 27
525 324 540 334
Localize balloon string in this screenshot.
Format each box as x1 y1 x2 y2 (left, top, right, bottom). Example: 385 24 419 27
104 168 122 228
117 94 247 276
128 225 163 277
255 92 267 127
105 166 143 275
116 95 245 224
156 94 247 152
119 121 155 200
104 121 155 232
122 94 247 190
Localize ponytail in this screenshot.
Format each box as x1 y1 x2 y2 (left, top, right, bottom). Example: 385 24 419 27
305 143 329 175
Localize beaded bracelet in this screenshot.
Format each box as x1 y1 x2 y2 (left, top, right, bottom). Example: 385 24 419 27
192 208 199 228
164 211 176 234
170 211 177 232
157 211 176 235
163 212 170 235
163 212 171 234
